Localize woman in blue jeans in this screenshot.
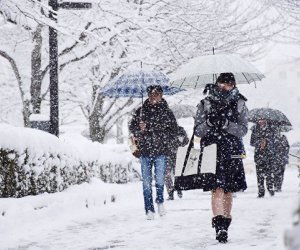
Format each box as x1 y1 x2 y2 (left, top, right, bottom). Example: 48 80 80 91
129 85 178 220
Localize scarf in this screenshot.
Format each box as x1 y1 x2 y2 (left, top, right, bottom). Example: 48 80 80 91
203 84 241 106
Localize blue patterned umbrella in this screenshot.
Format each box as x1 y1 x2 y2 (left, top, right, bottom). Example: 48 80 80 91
99 70 183 98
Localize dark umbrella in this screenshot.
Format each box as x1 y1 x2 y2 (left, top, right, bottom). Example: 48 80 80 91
280 125 293 132
249 108 292 126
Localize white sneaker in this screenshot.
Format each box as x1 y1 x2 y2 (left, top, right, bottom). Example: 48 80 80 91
157 203 166 216
146 211 155 220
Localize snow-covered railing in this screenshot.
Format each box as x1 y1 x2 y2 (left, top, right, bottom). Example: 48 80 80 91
0 124 140 198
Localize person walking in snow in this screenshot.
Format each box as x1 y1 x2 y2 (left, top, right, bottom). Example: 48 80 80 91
129 85 179 220
165 126 189 200
194 72 248 243
250 120 277 197
273 131 289 192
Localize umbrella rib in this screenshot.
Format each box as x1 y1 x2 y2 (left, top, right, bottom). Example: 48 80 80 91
254 73 263 88
242 73 251 85
255 73 264 86
258 73 264 81
180 78 186 89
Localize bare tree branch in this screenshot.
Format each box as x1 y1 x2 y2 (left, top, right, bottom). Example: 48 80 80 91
0 50 25 104
102 97 134 128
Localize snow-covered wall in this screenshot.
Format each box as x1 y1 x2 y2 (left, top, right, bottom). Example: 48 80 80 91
0 124 140 197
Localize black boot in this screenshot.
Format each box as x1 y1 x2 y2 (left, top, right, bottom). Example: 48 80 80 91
167 189 174 200
177 190 183 198
212 215 228 243
224 217 232 230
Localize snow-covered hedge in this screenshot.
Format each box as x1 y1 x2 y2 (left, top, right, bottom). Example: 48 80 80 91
0 124 140 198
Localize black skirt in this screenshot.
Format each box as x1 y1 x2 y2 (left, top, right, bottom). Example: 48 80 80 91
201 132 247 193
203 158 247 193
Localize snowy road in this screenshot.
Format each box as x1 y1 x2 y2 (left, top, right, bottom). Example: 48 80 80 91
0 166 299 250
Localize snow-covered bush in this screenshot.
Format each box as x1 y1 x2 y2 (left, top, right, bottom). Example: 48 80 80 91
0 124 140 197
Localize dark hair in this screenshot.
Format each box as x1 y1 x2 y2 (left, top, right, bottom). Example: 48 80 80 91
147 85 163 95
216 73 236 85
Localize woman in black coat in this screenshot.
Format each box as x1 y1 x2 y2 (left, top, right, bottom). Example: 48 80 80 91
194 73 248 243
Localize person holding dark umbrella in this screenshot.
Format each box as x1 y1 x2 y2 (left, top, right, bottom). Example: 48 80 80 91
250 119 277 197
249 108 292 196
194 72 248 243
129 85 179 220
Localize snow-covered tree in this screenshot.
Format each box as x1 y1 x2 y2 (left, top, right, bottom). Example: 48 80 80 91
263 0 300 56
58 0 285 142
0 0 96 126
0 0 287 142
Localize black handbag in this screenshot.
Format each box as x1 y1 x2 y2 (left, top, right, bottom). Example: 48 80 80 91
174 133 217 191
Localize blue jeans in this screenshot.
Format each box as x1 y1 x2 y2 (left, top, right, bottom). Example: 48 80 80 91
140 155 166 214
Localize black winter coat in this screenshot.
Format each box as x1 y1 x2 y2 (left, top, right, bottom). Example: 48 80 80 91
129 99 178 157
274 134 289 166
250 124 277 165
194 93 248 193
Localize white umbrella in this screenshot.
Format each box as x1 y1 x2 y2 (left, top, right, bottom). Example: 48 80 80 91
170 54 265 88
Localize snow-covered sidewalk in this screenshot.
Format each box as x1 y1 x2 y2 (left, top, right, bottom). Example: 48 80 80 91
0 166 299 250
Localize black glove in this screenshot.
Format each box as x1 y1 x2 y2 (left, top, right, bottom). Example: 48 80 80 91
206 112 219 127
218 113 229 128
206 112 228 128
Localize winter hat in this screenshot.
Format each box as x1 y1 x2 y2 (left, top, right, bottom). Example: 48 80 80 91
147 85 163 95
216 73 236 86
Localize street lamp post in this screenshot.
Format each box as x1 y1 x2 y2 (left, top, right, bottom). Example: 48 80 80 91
48 0 92 136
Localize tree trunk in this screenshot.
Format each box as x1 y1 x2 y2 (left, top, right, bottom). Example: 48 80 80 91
89 113 106 143
23 100 31 127
89 86 106 143
116 118 124 144
30 24 43 114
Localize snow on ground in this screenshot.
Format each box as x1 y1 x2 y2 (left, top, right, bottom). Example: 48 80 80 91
0 164 299 249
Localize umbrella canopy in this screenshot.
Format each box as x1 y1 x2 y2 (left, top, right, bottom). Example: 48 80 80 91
249 108 292 127
99 70 182 98
170 54 265 89
169 104 197 119
280 125 293 132
250 124 293 132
